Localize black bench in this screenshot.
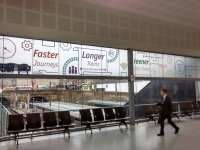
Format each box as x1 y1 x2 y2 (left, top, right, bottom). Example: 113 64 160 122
172 103 180 119
43 112 57 129
93 108 105 125
79 109 93 134
7 114 25 145
26 113 41 131
180 102 193 118
58 111 74 137
192 102 200 114
144 105 158 123
104 107 129 128
26 113 42 140
7 111 73 145
79 107 130 134
114 107 130 128
7 108 130 144
43 111 73 137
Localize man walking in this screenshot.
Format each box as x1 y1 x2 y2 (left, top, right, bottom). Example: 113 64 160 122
157 88 179 136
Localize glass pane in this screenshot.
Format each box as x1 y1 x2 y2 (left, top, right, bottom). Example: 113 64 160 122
134 79 196 119
185 57 196 78
134 51 150 77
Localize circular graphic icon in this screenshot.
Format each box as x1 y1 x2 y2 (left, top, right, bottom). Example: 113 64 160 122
108 49 115 57
107 49 119 63
60 43 72 51
0 38 16 59
22 40 33 51
175 60 185 74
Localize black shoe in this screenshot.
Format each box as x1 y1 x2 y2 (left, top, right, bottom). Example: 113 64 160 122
175 128 179 134
157 133 164 136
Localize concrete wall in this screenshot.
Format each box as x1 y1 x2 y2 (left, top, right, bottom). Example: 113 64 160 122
0 0 200 56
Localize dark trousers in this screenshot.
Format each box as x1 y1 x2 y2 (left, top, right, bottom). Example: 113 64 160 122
160 114 178 134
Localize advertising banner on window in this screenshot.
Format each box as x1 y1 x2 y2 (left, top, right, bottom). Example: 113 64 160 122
0 36 128 77
163 54 175 77
133 51 199 78
1 35 199 79
133 51 150 77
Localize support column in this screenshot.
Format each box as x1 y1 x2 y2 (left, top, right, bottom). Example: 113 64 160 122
128 49 135 125
195 81 200 102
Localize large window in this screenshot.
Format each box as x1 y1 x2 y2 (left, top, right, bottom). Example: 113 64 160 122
134 79 196 119
1 35 200 137
0 78 128 112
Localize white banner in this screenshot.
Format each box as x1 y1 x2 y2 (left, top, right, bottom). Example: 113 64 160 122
0 36 128 77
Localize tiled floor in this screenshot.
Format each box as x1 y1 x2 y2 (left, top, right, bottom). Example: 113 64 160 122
0 118 200 150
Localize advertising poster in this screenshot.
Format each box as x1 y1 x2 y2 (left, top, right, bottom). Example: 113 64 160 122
133 51 150 77
1 35 199 79
0 36 128 77
133 51 197 79
79 45 106 75
196 59 200 78
0 36 32 74
59 43 80 76
163 54 175 77
32 40 59 75
118 49 128 76
185 57 196 78
149 53 163 77
174 56 186 78
0 36 4 64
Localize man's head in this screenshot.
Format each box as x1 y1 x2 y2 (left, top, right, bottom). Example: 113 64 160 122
160 88 168 97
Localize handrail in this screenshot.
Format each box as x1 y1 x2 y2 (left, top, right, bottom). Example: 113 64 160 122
0 103 10 114
0 103 9 137
134 100 193 107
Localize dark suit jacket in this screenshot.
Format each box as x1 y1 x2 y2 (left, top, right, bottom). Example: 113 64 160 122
158 95 172 116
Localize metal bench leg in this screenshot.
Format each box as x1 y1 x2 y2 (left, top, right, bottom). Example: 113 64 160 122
185 113 192 119
120 120 128 129
147 117 152 122
90 128 93 134
148 116 155 122
66 128 70 138
150 116 154 121
98 125 102 132
64 129 66 138
154 119 157 125
14 133 19 146
85 123 92 134
175 114 180 120
189 114 193 119
88 125 92 134
30 132 33 142
148 116 156 125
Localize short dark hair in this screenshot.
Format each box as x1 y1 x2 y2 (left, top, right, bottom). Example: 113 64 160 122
161 88 168 94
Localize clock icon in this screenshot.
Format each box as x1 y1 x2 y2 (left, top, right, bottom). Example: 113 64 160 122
0 38 16 59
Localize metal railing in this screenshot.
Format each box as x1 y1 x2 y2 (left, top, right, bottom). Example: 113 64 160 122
0 100 194 138
134 100 193 119
0 103 9 137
